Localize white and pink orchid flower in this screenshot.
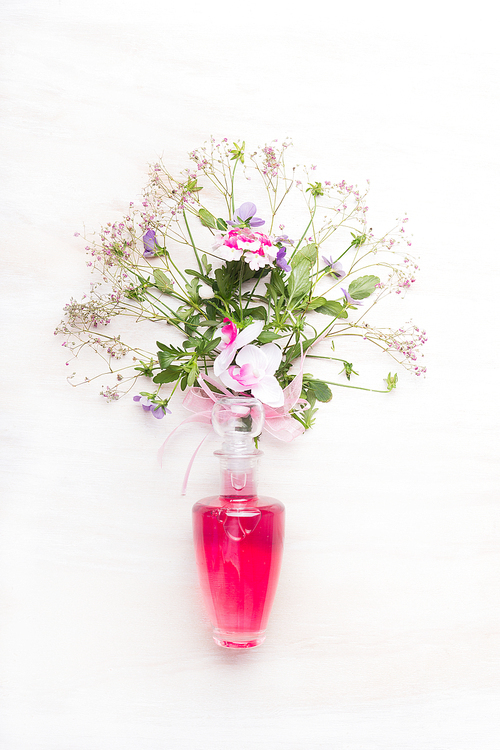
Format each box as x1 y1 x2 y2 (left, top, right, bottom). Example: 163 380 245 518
213 319 264 377
218 343 284 408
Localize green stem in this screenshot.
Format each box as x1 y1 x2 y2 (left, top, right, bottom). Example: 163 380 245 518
183 210 203 272
238 262 244 315
306 354 352 364
290 197 316 260
167 375 182 402
163 252 188 284
230 160 238 214
322 379 389 394
243 270 267 310
333 240 356 265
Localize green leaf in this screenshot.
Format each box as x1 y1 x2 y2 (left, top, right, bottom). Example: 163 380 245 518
305 296 327 310
201 254 212 275
287 259 311 302
348 275 380 300
186 178 203 193
291 243 318 268
153 269 173 293
185 269 212 283
197 319 219 327
152 366 182 384
304 388 317 407
157 351 180 368
307 380 333 402
214 267 235 300
216 218 228 231
156 343 185 367
197 336 221 355
315 300 348 318
257 330 283 343
185 278 200 299
245 306 268 321
198 208 217 229
269 270 286 296
187 366 199 387
174 306 193 321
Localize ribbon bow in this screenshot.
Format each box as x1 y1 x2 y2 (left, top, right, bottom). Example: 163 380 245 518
158 358 306 495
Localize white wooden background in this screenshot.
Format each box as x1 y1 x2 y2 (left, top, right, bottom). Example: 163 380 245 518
1 1 499 748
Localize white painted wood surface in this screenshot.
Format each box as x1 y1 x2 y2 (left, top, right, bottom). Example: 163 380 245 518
1 2 499 747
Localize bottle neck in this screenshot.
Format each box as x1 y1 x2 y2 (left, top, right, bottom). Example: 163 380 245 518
216 451 261 501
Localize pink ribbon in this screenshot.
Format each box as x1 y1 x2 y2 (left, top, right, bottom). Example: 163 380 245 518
157 360 307 495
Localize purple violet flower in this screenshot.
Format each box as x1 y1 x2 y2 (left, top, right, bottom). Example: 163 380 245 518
133 395 171 419
341 288 363 306
228 202 265 228
276 246 291 273
274 234 294 246
322 256 346 279
142 229 157 258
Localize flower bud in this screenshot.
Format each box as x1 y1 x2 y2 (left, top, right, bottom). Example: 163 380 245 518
198 283 214 300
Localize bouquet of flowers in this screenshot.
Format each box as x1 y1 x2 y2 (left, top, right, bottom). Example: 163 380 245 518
56 137 426 440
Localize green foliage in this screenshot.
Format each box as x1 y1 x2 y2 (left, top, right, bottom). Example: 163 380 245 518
306 181 324 197
153 269 173 293
201 254 212 275
257 330 283 343
303 377 333 403
214 267 234 300
185 277 201 301
290 243 318 268
185 177 202 194
350 232 367 247
229 141 245 164
284 337 316 366
134 359 156 378
339 361 359 380
245 306 268 321
198 208 217 228
348 275 380 300
287 260 311 303
157 343 186 369
314 300 348 318
385 372 398 391
153 365 182 384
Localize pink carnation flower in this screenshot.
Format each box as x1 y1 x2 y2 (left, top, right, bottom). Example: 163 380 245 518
213 228 278 269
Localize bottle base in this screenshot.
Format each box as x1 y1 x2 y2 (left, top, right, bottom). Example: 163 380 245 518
213 629 266 649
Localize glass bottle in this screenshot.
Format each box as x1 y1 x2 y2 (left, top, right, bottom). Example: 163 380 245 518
192 397 285 648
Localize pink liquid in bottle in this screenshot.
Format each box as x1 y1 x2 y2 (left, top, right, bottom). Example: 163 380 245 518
193 495 285 648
